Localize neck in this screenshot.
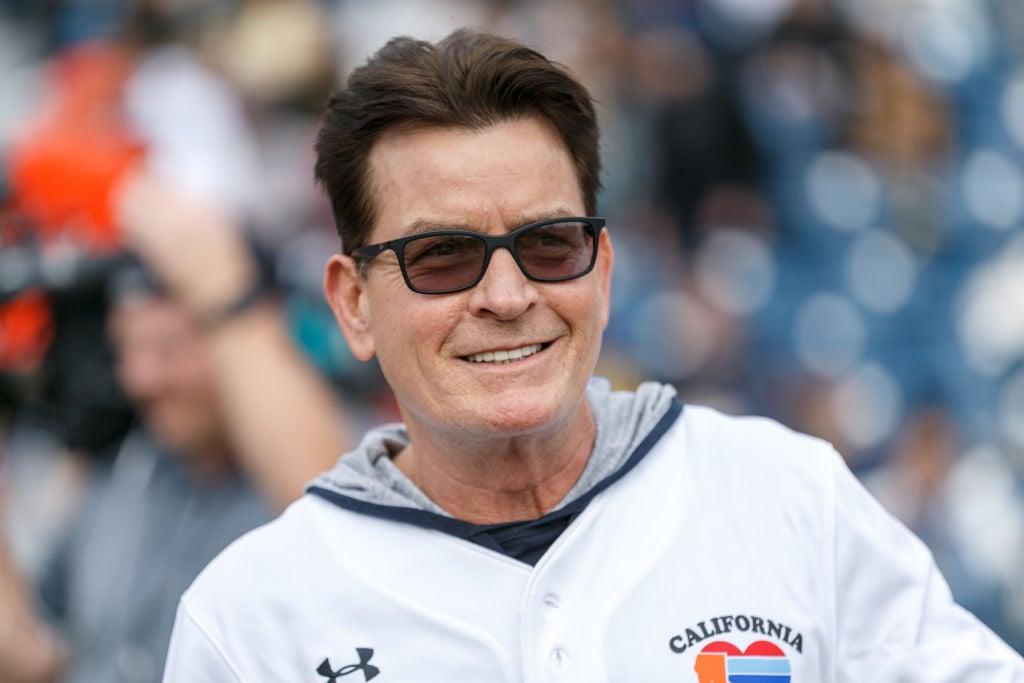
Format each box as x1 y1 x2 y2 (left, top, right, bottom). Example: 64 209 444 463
180 437 236 487
394 406 597 524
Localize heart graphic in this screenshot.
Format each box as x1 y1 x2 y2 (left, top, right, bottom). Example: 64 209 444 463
694 640 791 683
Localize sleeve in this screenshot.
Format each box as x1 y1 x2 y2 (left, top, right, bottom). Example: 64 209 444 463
831 449 1024 682
162 600 243 683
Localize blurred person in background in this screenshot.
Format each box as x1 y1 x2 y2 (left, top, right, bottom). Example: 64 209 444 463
0 6 350 679
0 172 349 683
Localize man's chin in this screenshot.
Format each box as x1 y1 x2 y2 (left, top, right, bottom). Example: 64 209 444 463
144 416 219 460
451 390 578 438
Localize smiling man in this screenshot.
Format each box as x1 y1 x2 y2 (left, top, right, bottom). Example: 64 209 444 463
162 29 1024 682
331 117 611 524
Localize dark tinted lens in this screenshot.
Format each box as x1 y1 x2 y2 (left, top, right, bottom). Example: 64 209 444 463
514 221 595 281
402 233 486 292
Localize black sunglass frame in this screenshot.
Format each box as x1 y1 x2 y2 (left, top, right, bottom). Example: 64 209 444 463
350 216 606 295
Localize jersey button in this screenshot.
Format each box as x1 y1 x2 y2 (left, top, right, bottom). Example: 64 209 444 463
549 647 570 673
543 593 561 614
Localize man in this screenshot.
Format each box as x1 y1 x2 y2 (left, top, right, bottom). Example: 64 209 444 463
162 29 1024 681
0 176 347 683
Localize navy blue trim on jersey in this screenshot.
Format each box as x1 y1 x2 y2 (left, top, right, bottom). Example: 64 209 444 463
308 398 684 566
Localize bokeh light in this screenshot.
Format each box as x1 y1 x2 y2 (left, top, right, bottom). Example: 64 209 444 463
807 151 881 232
1002 72 1024 152
961 150 1024 231
997 367 1024 453
900 0 989 85
694 228 776 316
844 229 917 314
831 361 905 452
629 288 714 380
956 237 1024 376
794 292 867 378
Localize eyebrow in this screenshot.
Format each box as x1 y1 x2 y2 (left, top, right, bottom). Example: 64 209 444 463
398 207 580 238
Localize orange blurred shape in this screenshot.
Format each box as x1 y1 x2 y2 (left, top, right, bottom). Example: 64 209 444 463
694 652 728 683
6 40 145 252
0 292 53 372
695 641 742 683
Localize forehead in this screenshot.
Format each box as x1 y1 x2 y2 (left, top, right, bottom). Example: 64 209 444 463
365 116 584 239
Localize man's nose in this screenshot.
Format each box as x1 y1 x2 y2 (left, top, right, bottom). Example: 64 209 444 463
466 247 539 320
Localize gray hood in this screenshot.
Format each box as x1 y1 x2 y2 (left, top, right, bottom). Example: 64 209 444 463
309 376 677 516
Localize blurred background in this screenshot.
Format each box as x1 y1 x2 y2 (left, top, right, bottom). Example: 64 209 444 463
1 0 1023 659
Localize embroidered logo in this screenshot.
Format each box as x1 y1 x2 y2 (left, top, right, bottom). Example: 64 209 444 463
317 648 380 681
694 640 790 682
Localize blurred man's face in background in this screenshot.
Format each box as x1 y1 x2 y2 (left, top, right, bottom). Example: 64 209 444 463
108 295 225 463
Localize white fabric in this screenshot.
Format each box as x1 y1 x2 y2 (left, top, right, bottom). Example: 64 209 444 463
163 405 1024 682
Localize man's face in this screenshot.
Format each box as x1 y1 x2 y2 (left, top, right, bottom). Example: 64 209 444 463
108 296 224 458
327 116 613 441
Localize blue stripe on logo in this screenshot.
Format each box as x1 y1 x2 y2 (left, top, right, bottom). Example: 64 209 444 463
727 657 792 674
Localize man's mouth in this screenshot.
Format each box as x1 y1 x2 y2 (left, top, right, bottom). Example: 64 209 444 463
463 343 544 364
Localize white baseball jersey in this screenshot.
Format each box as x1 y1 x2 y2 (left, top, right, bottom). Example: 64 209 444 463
163 403 1024 682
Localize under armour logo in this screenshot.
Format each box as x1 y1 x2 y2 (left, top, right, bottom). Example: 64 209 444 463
317 648 380 681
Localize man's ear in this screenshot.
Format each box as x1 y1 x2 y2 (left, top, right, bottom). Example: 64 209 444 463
324 254 376 362
596 228 614 330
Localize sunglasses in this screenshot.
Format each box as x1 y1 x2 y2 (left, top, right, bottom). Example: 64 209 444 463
350 217 606 295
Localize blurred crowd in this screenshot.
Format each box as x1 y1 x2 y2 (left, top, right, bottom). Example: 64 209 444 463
1 0 1023 676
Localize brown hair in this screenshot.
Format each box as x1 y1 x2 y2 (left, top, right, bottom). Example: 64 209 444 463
313 28 602 253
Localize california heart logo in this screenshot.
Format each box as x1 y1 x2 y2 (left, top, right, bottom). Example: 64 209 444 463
693 640 791 682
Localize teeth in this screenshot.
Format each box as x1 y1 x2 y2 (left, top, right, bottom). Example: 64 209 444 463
466 343 542 364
